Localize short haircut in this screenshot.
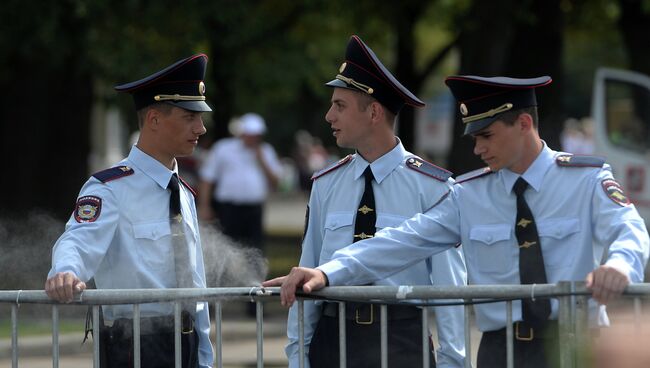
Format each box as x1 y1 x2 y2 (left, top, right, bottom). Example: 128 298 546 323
498 106 539 128
353 90 396 126
136 103 174 129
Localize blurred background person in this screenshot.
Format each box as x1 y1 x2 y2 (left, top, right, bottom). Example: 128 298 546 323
198 113 282 256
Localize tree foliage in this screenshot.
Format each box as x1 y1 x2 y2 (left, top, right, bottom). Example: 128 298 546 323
0 0 649 217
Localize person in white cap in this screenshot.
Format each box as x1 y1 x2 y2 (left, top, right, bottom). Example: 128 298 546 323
198 113 282 258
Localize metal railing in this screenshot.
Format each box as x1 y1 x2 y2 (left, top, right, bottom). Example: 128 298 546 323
2 282 650 368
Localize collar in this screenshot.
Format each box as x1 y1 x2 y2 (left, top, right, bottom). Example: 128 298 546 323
353 138 406 184
128 145 178 190
501 141 555 194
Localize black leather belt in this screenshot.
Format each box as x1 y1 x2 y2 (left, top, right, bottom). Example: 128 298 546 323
107 311 194 335
321 302 421 325
483 320 558 342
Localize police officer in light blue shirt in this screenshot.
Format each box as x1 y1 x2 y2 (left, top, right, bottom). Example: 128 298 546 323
283 35 467 368
266 75 650 368
45 54 214 368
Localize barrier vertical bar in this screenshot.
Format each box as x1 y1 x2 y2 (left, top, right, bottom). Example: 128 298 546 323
256 301 264 368
464 301 472 368
174 302 182 368
558 281 574 368
339 302 346 368
133 304 141 368
11 304 17 368
380 304 388 368
93 305 100 368
215 301 223 368
52 304 59 368
422 307 429 368
506 301 513 368
298 300 305 368
574 286 589 368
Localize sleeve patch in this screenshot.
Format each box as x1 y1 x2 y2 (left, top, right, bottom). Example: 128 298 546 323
405 156 452 181
602 179 631 207
74 196 102 223
92 166 134 183
556 154 605 168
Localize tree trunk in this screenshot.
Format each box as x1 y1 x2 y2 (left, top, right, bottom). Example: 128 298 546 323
449 0 518 175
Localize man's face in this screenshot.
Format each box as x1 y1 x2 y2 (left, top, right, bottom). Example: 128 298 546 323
471 120 524 172
157 106 206 157
324 88 373 149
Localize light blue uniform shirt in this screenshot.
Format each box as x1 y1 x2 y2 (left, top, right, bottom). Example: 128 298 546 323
49 146 213 368
287 139 468 368
320 143 649 332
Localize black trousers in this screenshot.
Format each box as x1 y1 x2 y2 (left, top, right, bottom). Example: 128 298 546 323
99 319 199 368
308 304 436 368
213 200 264 252
477 322 559 368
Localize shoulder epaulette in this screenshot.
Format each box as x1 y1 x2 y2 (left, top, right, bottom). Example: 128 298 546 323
311 155 353 180
178 176 197 196
92 165 134 183
455 167 493 184
405 156 452 182
555 154 605 168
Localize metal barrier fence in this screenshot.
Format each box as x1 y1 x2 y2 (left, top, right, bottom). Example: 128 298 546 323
1 282 649 368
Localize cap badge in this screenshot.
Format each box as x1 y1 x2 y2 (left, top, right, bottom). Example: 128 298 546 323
199 81 206 96
339 62 347 73
460 103 468 116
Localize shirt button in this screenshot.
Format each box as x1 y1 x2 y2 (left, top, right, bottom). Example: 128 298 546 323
486 235 492 242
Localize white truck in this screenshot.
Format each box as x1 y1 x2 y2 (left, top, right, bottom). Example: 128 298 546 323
592 68 650 223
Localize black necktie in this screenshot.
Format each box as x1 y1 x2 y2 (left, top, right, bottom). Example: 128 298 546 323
353 166 376 243
168 174 193 289
513 177 551 327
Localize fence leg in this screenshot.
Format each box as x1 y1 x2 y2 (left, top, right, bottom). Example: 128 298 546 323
52 304 59 368
215 301 223 368
506 301 513 368
93 305 100 368
133 304 141 368
558 281 575 368
174 302 182 368
380 304 388 368
422 307 429 368
339 302 346 368
574 285 589 368
298 300 305 368
256 300 264 368
464 301 472 368
11 304 18 368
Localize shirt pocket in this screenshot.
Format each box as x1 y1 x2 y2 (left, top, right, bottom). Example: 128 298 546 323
321 212 355 260
536 217 580 269
376 214 408 230
132 219 174 270
469 224 513 273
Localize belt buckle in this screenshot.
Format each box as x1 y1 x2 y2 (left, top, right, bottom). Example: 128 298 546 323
354 305 373 325
181 313 194 335
515 321 534 341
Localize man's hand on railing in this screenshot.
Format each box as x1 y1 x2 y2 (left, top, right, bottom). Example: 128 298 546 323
262 267 328 307
585 265 630 305
45 272 86 303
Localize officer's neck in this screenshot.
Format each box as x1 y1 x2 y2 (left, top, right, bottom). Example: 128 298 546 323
356 132 398 163
135 142 176 170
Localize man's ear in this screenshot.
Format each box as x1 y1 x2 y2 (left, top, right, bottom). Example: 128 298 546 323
369 101 384 125
518 113 534 132
145 108 159 130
